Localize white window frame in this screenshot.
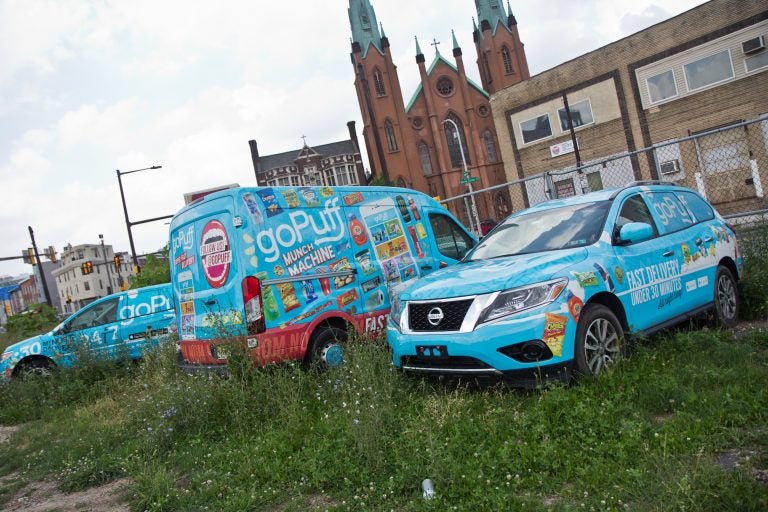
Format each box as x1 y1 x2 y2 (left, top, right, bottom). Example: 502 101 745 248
683 48 735 93
519 113 553 145
744 50 768 74
646 69 679 105
557 98 595 133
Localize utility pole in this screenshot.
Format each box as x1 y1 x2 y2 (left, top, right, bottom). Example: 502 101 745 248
28 226 52 306
99 234 114 295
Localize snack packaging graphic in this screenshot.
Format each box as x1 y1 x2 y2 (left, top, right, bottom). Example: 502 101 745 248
408 226 425 258
349 214 367 245
319 186 334 198
281 189 300 208
343 191 364 206
364 289 385 309
566 292 583 322
415 222 427 239
315 268 332 295
395 195 411 222
575 271 599 287
336 288 359 309
329 258 354 289
299 188 320 207
355 249 376 276
255 188 282 217
301 279 317 303
593 263 614 292
278 282 300 312
613 266 624 285
241 192 264 223
407 196 420 220
361 276 381 293
256 272 280 321
543 312 567 357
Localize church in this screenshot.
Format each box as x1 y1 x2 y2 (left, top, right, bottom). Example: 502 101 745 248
348 0 530 222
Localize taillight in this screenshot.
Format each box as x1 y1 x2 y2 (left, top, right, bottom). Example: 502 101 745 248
242 276 265 334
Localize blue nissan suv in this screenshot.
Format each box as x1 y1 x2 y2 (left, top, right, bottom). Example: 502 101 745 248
387 182 742 386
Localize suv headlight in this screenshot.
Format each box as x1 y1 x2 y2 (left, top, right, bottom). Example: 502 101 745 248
389 295 405 331
478 278 568 324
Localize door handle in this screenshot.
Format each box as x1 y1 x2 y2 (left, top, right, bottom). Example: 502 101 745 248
203 299 216 306
703 236 714 243
420 264 433 270
695 238 703 246
662 250 674 257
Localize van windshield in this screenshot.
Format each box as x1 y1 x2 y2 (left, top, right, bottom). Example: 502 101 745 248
464 201 611 261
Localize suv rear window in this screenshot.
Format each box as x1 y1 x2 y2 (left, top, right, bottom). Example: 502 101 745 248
676 191 715 222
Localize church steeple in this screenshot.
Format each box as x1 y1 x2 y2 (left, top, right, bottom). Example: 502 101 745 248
475 0 509 35
348 0 383 57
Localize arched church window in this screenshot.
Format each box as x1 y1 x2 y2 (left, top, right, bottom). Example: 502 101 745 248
502 46 514 74
418 142 433 176
483 131 498 164
373 68 386 97
396 176 407 187
384 120 398 152
443 113 471 169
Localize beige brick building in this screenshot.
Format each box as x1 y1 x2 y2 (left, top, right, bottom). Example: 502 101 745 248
490 0 768 215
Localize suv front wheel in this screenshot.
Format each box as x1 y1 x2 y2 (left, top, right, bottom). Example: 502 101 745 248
574 304 625 377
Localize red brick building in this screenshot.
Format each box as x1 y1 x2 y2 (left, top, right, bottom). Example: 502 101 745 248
348 0 530 222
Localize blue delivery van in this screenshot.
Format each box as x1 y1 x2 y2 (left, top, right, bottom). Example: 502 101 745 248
169 185 475 371
1 283 176 379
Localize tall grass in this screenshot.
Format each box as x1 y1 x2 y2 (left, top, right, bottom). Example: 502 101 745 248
0 327 765 511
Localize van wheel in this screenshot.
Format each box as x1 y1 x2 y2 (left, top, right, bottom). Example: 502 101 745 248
307 326 347 369
574 304 624 377
14 358 54 379
714 266 739 327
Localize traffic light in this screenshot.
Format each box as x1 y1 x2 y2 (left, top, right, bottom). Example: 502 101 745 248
44 245 57 263
114 255 121 271
21 248 36 265
81 261 93 275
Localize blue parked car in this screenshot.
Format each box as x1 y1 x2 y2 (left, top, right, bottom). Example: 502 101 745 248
1 284 176 379
387 182 742 386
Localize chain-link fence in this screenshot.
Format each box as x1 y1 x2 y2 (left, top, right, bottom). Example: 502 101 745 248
444 115 768 244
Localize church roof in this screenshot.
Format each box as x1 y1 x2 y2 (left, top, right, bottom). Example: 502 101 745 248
258 140 359 172
405 54 489 113
475 0 511 37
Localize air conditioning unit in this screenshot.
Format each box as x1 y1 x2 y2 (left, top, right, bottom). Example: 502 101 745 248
742 35 765 55
659 159 681 175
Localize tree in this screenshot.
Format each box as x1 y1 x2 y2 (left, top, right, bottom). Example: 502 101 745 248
4 303 60 339
130 245 170 289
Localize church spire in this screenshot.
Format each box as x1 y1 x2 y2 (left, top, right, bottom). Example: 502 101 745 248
475 0 509 35
348 0 383 57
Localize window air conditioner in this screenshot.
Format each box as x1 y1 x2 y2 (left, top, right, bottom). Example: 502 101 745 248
659 159 681 175
742 35 765 55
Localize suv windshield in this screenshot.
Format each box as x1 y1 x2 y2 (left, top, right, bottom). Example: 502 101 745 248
465 201 611 261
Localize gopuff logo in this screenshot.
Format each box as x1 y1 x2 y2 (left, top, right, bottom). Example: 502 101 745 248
257 197 345 263
427 307 444 326
172 225 194 254
119 295 171 326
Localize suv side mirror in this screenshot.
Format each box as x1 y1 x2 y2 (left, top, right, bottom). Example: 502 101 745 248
618 222 654 245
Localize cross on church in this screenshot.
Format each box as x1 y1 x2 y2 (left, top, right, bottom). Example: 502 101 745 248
301 135 307 146
431 38 440 52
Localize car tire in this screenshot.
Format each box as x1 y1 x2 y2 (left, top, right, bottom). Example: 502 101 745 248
306 326 347 369
573 304 625 377
14 358 54 379
714 265 739 327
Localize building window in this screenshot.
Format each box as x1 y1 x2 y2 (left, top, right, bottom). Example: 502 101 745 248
501 46 514 74
384 120 398 151
324 165 358 186
683 49 734 91
436 77 454 96
646 69 678 104
373 68 386 97
444 114 471 168
558 99 594 132
483 131 498 163
520 113 552 144
482 53 492 85
396 176 407 187
99 280 103 290
84 282 90 291
745 50 768 73
418 142 433 175
290 176 302 186
587 172 604 192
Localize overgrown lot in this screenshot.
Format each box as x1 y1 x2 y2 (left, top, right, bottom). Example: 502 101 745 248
0 324 765 511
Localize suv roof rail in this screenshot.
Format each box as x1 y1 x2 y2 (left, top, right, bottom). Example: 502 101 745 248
609 180 679 199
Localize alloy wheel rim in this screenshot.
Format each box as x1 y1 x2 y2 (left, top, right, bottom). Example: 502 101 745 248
717 274 736 319
583 318 620 375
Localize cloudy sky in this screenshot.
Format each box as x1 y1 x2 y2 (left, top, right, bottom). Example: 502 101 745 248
0 0 706 277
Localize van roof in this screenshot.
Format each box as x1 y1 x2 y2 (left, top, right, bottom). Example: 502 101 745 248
170 185 427 222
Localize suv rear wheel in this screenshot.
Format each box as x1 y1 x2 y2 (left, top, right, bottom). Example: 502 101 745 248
306 326 347 369
714 265 739 327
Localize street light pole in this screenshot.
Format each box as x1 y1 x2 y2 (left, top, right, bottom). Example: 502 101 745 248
116 165 162 273
443 119 482 236
99 234 113 295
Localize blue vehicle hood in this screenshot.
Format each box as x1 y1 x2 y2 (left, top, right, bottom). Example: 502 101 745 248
403 248 589 300
3 333 50 354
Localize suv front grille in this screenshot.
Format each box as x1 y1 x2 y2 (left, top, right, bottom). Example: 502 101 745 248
408 299 474 332
401 355 492 370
